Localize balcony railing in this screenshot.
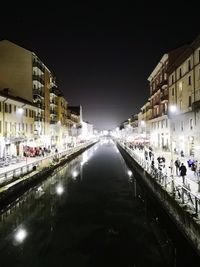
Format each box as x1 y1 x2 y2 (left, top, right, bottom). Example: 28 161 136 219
160 79 168 89
160 93 168 102
32 61 45 72
50 99 58 105
50 119 57 124
50 110 57 115
32 75 44 85
35 102 45 110
50 86 58 95
34 116 44 122
33 88 44 97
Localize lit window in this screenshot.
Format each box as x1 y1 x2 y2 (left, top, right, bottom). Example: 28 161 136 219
179 82 183 91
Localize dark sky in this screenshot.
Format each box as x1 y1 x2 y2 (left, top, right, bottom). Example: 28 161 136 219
0 4 199 130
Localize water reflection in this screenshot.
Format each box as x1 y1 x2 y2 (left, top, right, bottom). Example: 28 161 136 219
13 227 27 245
0 138 199 266
55 184 64 195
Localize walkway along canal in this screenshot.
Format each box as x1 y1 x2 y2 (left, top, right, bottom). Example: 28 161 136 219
0 138 200 266
117 140 200 261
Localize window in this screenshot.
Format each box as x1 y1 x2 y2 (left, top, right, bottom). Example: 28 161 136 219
4 103 8 113
5 121 8 133
172 75 174 84
181 121 184 131
188 76 191 85
179 68 182 78
189 118 193 130
188 59 191 71
26 109 28 117
180 100 182 110
14 105 16 112
179 82 183 91
172 87 174 96
9 104 12 113
189 96 192 107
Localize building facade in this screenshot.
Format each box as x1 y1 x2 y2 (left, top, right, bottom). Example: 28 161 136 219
0 93 37 158
0 40 69 150
168 35 200 158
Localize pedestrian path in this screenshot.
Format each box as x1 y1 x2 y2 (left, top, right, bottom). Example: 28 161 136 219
118 140 200 216
144 149 200 196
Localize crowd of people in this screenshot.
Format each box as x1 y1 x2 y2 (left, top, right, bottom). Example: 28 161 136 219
124 141 200 185
23 146 52 157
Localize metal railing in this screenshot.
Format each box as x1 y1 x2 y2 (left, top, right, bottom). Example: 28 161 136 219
0 140 96 188
118 141 200 217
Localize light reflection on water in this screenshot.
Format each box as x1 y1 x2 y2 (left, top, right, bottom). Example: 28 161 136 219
0 138 199 266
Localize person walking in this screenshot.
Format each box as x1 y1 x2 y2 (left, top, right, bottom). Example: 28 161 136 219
174 158 181 176
179 163 187 184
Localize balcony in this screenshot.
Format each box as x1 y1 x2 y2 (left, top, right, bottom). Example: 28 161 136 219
160 93 168 102
50 109 57 115
32 75 44 84
192 100 200 111
50 86 58 95
35 102 45 110
50 99 58 105
50 119 57 124
160 79 168 89
153 100 160 107
33 88 44 97
32 61 45 72
34 116 44 122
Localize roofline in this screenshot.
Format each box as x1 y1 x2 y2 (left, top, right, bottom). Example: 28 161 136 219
147 54 168 81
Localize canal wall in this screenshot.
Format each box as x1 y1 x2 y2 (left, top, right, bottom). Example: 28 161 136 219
117 143 200 256
0 141 97 209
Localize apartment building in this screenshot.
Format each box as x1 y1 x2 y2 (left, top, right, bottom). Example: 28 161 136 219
147 47 186 151
0 40 67 149
168 35 200 158
0 92 37 157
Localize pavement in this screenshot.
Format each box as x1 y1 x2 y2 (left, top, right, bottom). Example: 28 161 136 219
127 146 200 197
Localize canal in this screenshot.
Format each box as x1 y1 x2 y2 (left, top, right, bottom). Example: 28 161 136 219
0 138 200 266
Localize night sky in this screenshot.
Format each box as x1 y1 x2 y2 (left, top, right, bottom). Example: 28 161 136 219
0 4 199 130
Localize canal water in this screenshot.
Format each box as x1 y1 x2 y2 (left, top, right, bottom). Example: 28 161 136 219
0 138 199 266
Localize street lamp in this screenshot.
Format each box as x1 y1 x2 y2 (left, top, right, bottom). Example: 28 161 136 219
168 105 177 194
